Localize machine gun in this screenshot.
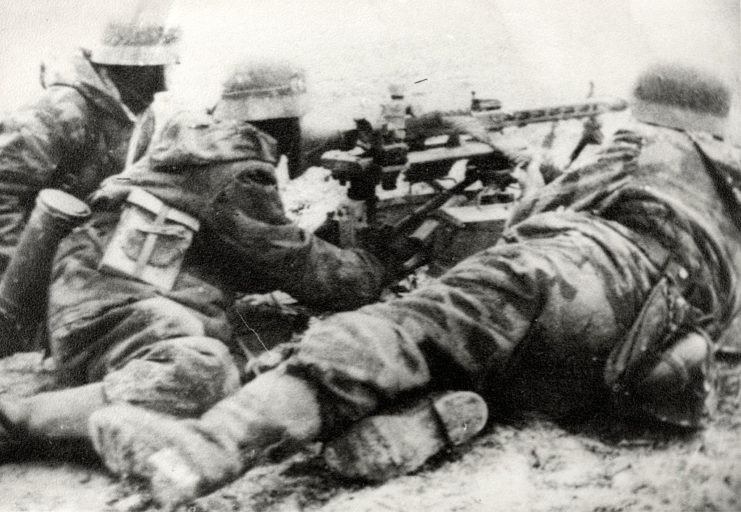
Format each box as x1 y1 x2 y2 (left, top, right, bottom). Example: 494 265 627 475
320 122 517 276
318 95 628 277
451 95 628 132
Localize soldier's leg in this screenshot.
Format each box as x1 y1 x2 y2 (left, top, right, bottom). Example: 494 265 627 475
0 298 238 447
89 225 657 506
91 368 320 507
287 223 658 422
311 224 658 479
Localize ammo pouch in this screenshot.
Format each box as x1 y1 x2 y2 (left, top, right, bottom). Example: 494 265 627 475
604 262 714 427
99 189 200 291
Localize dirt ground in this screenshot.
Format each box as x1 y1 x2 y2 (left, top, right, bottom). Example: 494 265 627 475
1 351 741 512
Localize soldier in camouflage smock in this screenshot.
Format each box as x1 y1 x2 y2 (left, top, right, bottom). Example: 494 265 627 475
0 60 391 459
0 20 179 276
83 62 741 507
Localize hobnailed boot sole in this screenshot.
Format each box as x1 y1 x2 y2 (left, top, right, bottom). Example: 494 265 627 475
323 390 488 482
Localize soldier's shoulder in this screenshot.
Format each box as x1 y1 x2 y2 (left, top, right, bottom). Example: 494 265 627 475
29 85 92 125
594 123 696 167
41 84 90 110
685 130 740 169
0 85 90 137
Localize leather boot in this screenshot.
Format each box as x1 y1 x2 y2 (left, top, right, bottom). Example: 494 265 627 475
89 370 321 508
0 382 107 453
323 390 488 482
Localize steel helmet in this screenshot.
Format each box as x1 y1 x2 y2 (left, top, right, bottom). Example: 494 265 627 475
213 59 308 121
89 21 181 66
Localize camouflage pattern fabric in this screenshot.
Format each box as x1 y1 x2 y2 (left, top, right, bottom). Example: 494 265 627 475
102 333 241 417
280 122 741 433
0 49 138 274
47 111 388 411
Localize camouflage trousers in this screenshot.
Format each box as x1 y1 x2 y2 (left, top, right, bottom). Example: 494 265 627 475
47 215 240 417
284 213 663 433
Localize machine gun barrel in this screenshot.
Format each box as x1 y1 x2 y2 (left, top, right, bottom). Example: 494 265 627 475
443 97 628 132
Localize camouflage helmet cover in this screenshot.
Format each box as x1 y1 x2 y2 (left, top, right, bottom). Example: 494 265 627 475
631 62 731 137
90 22 181 66
213 59 308 121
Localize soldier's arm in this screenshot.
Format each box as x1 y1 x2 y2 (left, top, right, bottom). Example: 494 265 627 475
208 166 389 310
0 86 91 270
214 207 389 311
0 86 91 186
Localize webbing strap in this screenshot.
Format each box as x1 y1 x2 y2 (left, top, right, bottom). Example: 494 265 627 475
133 202 170 278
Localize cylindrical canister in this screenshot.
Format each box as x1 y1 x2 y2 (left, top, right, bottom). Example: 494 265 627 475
0 189 91 357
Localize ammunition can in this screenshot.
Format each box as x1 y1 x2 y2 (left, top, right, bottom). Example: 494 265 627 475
0 189 91 356
427 202 512 276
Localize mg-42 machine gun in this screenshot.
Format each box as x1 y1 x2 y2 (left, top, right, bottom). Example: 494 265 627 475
467 95 627 131
318 96 627 277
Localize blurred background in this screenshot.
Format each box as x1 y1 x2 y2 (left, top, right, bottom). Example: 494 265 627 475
0 0 738 141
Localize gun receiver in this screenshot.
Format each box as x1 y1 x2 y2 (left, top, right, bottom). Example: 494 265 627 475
320 122 516 273
321 133 515 216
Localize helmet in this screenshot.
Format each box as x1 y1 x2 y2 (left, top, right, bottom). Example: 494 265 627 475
90 21 181 66
631 62 731 137
213 59 308 122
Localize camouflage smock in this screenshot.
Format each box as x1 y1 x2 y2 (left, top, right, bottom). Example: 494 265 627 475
47 111 389 384
0 49 140 273
277 120 741 433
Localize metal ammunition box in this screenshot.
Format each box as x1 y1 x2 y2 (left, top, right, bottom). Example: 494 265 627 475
428 202 513 275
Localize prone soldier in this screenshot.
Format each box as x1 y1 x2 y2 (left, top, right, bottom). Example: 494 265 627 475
87 61 741 508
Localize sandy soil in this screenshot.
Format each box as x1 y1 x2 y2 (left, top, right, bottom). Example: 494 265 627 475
1 351 740 512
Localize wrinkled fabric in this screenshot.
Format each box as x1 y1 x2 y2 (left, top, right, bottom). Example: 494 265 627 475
49 217 233 384
210 181 389 310
48 111 389 411
280 122 741 434
510 124 741 331
149 112 278 169
0 49 136 274
103 335 241 417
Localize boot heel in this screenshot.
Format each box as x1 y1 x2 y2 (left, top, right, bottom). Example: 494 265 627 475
323 391 488 482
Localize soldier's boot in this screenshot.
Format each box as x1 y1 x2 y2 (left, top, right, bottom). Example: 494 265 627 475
635 330 715 427
0 382 107 454
89 371 321 509
323 391 488 482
